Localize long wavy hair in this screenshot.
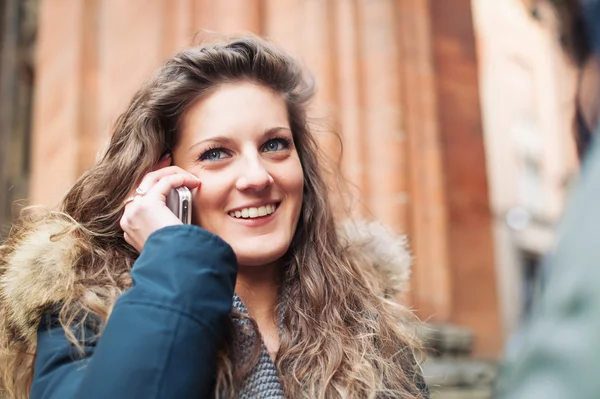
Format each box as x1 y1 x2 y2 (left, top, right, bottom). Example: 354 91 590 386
1 36 424 398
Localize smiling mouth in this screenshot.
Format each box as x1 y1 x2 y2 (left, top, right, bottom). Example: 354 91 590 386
228 203 279 219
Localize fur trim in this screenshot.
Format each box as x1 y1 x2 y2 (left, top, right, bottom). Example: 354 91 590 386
1 218 81 343
0 218 412 347
338 220 412 296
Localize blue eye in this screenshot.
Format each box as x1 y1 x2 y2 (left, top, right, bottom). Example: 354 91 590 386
199 148 229 161
263 138 291 152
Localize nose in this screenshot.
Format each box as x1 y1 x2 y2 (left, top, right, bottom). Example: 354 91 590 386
235 155 274 192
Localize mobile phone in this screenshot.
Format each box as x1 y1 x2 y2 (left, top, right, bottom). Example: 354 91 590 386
166 187 192 225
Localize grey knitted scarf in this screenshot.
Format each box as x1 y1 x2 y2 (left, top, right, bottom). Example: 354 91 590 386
231 294 285 398
227 294 429 398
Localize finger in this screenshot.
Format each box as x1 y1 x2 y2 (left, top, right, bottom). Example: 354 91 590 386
147 173 201 199
137 166 198 193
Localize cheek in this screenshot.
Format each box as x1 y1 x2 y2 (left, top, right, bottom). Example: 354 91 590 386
191 175 229 228
278 159 304 203
292 160 305 195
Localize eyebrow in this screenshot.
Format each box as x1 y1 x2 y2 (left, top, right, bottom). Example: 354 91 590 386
188 126 292 152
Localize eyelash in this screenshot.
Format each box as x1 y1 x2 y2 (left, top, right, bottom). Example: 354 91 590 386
198 145 229 162
197 136 292 162
263 136 292 152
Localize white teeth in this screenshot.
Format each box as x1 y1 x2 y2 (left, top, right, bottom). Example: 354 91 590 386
229 204 277 219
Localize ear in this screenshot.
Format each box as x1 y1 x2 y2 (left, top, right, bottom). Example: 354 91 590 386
155 152 173 170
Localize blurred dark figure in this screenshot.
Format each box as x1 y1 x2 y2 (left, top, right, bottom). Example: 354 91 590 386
554 0 600 158
498 0 600 397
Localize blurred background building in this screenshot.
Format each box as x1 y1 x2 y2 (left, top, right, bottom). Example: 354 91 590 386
0 0 578 398
474 0 578 351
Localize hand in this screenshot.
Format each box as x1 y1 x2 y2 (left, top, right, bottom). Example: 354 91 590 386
120 156 201 252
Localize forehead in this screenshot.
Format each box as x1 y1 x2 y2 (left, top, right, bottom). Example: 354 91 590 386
180 82 289 140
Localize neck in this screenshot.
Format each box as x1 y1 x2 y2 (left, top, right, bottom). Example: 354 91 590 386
235 262 280 322
236 261 282 358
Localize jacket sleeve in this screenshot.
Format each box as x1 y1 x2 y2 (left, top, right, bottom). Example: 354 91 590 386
497 139 600 398
30 225 237 399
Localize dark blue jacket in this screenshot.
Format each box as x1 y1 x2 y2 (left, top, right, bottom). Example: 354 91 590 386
31 225 237 398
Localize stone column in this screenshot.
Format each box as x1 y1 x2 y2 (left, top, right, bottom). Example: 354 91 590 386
396 0 453 323
430 0 503 357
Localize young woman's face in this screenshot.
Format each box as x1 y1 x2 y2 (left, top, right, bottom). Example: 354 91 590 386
173 82 304 267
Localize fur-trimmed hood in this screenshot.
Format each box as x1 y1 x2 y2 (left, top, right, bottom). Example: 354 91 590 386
0 217 412 348
0 217 83 345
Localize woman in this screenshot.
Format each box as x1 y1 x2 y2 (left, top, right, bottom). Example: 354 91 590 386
0 36 428 398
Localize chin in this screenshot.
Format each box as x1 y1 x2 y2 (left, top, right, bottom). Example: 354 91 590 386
232 241 290 268
234 251 287 267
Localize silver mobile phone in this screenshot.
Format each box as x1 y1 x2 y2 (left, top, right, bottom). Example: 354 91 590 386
166 187 192 225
